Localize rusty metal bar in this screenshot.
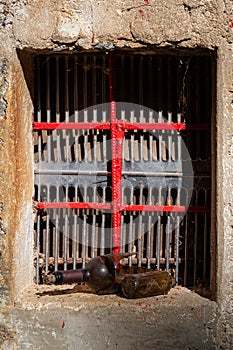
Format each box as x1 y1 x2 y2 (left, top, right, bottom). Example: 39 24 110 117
139 56 143 105
91 185 97 258
100 187 106 256
175 215 181 285
138 211 143 268
166 214 171 271
203 191 208 283
35 195 41 284
33 121 186 131
54 186 59 271
65 56 70 163
120 205 186 212
147 187 152 269
72 184 78 269
82 213 87 268
38 201 111 210
92 56 97 106
109 52 122 255
33 121 111 130
157 214 161 270
45 68 51 163
168 112 172 162
83 55 88 110
45 185 50 274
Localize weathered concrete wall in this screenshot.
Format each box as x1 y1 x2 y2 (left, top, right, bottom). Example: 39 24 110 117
0 0 233 348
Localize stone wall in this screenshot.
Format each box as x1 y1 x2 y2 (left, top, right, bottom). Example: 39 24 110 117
0 0 233 348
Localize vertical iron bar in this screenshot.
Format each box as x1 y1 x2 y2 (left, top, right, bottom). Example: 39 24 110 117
194 203 198 286
109 52 122 255
175 215 180 285
92 56 97 107
83 55 88 110
147 215 152 269
120 213 124 252
138 213 143 268
36 199 41 284
166 215 171 271
157 214 161 270
74 56 79 162
65 56 69 162
64 185 68 271
139 56 143 106
168 112 172 162
73 184 78 269
130 110 135 161
147 187 152 269
82 214 87 268
54 186 59 271
46 59 51 163
148 56 153 110
158 111 163 161
128 186 134 267
175 187 181 285
129 214 133 267
56 57 61 163
203 190 207 282
102 55 106 105
130 56 134 106
45 185 50 274
177 113 182 161
91 186 97 258
184 212 188 286
100 187 106 255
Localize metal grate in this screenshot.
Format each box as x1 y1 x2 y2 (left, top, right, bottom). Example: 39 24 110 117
33 52 214 294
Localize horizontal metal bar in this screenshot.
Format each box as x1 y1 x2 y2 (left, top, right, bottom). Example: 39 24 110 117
38 201 186 212
120 204 186 212
33 121 186 131
33 122 111 130
38 202 111 210
188 206 210 213
35 169 110 175
120 121 186 131
37 255 182 268
122 171 183 177
187 124 210 131
35 169 182 177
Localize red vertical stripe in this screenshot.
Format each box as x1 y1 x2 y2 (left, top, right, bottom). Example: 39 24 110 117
109 53 122 254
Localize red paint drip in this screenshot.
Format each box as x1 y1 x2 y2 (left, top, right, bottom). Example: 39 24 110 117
61 321 65 329
230 22 233 28
139 9 144 15
144 0 150 4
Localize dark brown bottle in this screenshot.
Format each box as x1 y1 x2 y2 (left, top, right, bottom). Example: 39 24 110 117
46 253 131 295
120 271 173 299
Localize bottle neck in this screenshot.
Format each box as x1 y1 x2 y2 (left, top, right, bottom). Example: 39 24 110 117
54 269 85 284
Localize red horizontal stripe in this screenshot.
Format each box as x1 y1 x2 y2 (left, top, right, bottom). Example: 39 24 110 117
38 202 111 210
33 121 186 131
38 202 186 212
121 121 186 131
121 204 186 212
33 122 111 130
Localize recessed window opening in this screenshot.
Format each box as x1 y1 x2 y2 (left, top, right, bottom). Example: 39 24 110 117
33 51 215 298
